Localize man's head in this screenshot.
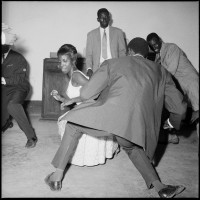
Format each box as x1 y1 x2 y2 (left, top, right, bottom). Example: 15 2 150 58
127 37 149 58
2 23 17 54
2 23 17 46
97 8 110 29
146 33 162 54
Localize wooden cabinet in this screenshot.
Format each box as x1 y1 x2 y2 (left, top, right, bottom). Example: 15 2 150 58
41 58 70 120
41 57 86 120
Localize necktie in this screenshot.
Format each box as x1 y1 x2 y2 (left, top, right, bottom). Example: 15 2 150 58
102 30 107 59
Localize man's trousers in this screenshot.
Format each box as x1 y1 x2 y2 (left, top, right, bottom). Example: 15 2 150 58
52 122 160 189
1 87 36 139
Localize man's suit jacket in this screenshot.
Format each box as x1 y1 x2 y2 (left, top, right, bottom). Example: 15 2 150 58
60 56 186 160
2 49 30 98
156 42 199 111
85 26 126 72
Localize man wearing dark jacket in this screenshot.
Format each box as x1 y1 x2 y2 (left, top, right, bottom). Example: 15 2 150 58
1 43 37 148
45 37 186 198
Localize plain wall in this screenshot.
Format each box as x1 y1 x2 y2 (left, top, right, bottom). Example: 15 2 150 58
2 1 199 100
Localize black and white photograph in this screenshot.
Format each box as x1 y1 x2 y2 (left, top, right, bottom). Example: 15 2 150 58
1 1 199 198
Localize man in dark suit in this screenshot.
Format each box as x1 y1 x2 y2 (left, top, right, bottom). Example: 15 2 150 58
85 8 126 77
1 36 38 148
45 38 186 198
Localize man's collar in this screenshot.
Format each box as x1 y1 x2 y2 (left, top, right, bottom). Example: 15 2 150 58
100 26 110 31
4 48 11 59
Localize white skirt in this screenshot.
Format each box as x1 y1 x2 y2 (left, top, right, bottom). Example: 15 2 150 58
57 113 119 166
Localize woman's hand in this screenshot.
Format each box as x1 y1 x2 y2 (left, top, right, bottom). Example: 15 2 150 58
51 90 62 101
60 99 75 110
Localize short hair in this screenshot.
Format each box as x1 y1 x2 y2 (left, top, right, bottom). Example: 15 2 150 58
97 8 109 18
146 33 160 42
127 37 149 58
57 44 77 62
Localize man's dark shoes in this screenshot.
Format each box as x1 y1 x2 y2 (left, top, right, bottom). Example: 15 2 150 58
158 185 185 198
25 137 38 148
2 120 13 133
159 128 179 144
167 130 179 144
44 172 62 191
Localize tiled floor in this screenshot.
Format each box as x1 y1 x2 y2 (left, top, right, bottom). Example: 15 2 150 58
1 114 199 198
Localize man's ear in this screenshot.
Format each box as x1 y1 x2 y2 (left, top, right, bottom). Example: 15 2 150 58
97 18 100 23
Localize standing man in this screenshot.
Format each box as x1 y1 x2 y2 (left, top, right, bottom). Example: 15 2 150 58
45 38 186 198
85 8 126 78
146 32 199 138
1 24 38 148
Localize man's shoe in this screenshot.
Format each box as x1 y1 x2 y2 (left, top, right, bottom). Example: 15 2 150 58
158 185 185 198
168 132 179 144
44 172 62 191
2 120 13 133
25 137 38 148
159 129 179 144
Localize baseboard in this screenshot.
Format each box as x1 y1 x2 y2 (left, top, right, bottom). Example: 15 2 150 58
24 100 42 115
